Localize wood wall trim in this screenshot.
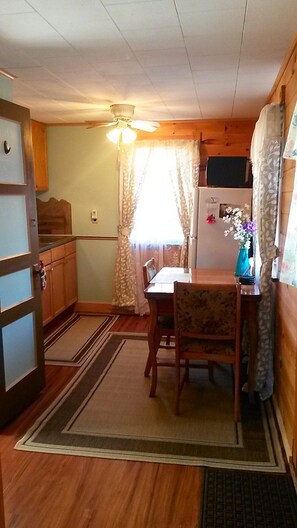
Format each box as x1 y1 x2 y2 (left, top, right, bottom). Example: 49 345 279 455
76 235 118 241
75 302 118 314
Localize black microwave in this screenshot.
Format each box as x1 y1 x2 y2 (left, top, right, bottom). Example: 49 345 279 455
206 156 252 188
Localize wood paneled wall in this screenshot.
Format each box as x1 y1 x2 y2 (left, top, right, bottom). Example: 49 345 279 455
137 118 256 185
268 34 297 466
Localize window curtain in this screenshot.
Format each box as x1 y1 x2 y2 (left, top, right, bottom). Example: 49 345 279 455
132 140 199 314
112 139 199 313
170 142 200 267
112 144 144 311
250 103 284 400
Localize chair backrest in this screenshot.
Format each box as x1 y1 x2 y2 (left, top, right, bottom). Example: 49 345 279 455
173 281 241 342
143 258 157 288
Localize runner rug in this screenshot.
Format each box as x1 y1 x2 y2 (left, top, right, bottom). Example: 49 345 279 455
199 468 297 527
44 313 118 366
16 333 286 471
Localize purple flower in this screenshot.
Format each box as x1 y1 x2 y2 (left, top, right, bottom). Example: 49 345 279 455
242 221 256 234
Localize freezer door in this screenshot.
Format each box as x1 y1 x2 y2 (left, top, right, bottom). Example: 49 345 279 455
196 187 252 269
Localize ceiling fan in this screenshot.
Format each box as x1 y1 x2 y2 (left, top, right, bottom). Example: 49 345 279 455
86 103 160 143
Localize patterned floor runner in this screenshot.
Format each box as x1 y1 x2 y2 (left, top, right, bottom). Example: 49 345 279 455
200 467 297 527
44 313 118 366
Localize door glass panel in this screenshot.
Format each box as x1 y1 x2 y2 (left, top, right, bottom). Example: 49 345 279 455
0 195 29 258
3 313 36 390
0 268 32 310
0 118 24 184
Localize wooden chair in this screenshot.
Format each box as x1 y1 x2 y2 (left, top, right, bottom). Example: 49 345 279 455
173 281 242 422
142 257 158 289
143 258 175 391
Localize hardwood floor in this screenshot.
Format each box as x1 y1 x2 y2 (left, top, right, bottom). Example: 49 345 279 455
0 315 203 528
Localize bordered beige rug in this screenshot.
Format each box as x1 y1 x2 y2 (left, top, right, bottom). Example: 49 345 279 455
16 333 286 472
44 313 118 366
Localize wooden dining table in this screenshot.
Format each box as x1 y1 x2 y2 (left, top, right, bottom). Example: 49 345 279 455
144 267 261 402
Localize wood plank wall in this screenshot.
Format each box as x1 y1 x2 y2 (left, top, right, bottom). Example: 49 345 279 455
268 34 297 466
137 118 256 185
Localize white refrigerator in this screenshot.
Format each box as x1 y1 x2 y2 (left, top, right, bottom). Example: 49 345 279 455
189 187 253 269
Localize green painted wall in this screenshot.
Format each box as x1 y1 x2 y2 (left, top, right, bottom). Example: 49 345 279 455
38 126 119 303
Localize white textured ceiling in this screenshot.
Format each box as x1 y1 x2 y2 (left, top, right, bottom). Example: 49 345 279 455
0 0 296 124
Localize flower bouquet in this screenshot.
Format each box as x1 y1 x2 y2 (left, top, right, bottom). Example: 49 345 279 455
222 205 256 279
222 204 256 249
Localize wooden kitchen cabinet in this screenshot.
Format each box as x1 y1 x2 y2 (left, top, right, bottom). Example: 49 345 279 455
40 241 77 326
64 241 78 307
51 245 66 318
31 120 48 191
40 250 53 326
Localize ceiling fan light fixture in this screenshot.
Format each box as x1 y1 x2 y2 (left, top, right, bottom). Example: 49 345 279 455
106 125 137 145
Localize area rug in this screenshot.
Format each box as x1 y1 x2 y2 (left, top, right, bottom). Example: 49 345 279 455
200 468 297 527
16 333 286 471
44 313 118 366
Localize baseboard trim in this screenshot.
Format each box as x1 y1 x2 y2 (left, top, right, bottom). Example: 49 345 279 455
75 302 118 314
272 393 292 464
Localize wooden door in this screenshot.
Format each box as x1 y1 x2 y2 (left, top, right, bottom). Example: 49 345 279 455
0 98 45 427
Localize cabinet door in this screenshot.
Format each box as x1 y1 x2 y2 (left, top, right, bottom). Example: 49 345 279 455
51 258 66 317
31 120 48 191
65 252 78 307
41 264 53 326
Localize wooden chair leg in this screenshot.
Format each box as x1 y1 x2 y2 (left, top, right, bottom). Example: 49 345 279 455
149 333 161 397
165 334 171 346
144 355 151 377
184 359 189 382
208 361 215 382
149 352 158 397
174 361 181 415
233 362 241 423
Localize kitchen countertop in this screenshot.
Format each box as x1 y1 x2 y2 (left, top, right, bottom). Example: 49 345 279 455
39 235 76 252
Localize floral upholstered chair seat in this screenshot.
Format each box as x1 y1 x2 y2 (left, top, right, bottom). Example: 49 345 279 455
179 337 236 356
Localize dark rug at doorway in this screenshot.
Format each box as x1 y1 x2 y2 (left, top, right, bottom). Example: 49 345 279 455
200 467 297 528
17 333 286 472
44 313 118 366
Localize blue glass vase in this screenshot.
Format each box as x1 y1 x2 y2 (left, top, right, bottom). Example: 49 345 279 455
235 247 250 277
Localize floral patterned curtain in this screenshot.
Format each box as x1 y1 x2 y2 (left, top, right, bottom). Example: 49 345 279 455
170 142 200 266
112 139 199 313
112 144 144 311
280 102 297 286
250 103 284 400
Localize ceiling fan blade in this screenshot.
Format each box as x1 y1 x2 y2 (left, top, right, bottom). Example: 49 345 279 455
85 121 115 129
131 120 160 132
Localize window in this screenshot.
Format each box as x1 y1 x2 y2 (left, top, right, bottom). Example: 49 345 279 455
130 146 184 244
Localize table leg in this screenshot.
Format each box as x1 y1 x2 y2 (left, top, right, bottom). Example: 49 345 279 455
245 301 258 403
144 300 159 397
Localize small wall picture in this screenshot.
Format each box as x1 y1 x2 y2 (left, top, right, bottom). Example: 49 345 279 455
219 203 239 218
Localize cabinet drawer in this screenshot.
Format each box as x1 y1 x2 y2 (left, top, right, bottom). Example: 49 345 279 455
40 250 51 266
65 240 76 256
51 245 65 262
